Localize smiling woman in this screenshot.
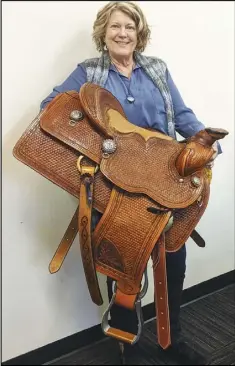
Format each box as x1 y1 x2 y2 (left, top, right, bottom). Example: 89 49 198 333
103 10 137 76
38 1 220 365
93 1 149 78
104 10 137 78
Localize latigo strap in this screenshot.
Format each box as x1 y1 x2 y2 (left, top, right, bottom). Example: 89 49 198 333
77 157 103 306
49 208 78 274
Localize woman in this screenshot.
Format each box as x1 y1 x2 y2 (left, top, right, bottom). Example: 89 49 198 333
40 2 219 364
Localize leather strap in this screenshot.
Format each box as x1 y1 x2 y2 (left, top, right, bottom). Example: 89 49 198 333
78 164 103 306
152 234 171 349
115 288 137 311
190 229 205 248
49 208 78 273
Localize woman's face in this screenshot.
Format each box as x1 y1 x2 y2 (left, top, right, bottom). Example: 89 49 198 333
104 10 137 59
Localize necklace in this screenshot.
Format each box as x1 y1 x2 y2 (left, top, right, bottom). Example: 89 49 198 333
112 62 135 103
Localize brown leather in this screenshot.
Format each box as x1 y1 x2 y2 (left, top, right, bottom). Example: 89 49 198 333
49 207 79 273
176 129 227 177
152 234 171 349
78 162 103 306
40 91 104 164
79 82 126 137
100 127 204 208
165 170 211 252
13 82 229 350
105 327 136 344
115 288 137 311
93 187 171 296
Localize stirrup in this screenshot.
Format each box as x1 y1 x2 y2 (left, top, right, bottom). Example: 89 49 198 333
101 268 148 345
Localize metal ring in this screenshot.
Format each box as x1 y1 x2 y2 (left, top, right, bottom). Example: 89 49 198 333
77 155 99 173
69 120 76 126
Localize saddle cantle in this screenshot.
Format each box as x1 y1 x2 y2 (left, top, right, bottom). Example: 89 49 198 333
13 82 228 349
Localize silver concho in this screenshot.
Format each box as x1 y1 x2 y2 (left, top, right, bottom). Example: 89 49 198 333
191 176 201 187
69 110 84 126
102 139 117 157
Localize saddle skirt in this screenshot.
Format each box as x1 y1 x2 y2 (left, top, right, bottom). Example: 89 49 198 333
13 82 228 349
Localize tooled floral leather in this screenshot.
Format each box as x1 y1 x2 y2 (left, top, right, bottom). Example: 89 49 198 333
96 239 125 273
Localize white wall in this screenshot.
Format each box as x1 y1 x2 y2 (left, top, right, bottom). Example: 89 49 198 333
2 1 234 362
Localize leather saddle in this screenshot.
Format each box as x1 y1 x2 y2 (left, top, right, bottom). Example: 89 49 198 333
13 82 228 349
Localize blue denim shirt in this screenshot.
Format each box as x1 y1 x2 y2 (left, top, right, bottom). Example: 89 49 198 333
40 61 222 151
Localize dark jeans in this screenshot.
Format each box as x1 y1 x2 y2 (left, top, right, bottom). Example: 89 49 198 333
107 244 186 343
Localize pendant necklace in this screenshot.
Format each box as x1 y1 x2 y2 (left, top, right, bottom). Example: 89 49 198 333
112 62 135 103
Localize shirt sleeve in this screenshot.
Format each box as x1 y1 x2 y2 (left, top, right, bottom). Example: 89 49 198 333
40 63 87 110
166 68 222 154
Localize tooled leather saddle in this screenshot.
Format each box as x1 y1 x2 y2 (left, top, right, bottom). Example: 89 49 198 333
13 83 228 350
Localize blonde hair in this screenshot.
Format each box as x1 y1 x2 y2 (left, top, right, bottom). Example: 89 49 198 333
92 1 151 53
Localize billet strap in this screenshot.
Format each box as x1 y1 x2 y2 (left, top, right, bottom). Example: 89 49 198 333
49 208 78 273
190 229 205 248
78 159 103 306
49 158 103 306
152 234 171 349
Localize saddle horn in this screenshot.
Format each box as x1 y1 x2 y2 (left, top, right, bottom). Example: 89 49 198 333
175 128 228 177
